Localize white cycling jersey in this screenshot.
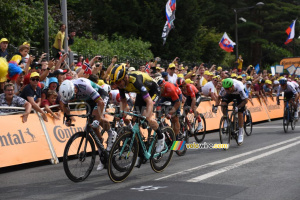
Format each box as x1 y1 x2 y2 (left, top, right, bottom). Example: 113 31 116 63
276 82 298 97
219 79 248 100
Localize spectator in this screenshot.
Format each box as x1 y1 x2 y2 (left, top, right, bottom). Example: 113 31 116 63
167 63 177 84
75 55 84 70
20 72 48 122
161 72 168 81
128 67 135 72
139 65 146 72
22 42 31 66
201 75 219 101
51 69 67 85
236 55 243 73
42 77 59 101
52 24 66 59
41 90 60 120
10 45 30 68
0 38 9 59
0 83 32 123
13 71 25 96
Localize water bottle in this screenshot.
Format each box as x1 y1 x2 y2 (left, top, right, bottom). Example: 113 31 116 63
91 120 100 128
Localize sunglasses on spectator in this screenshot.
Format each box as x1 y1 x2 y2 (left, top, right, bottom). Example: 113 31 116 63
5 89 13 92
31 78 40 82
170 68 175 70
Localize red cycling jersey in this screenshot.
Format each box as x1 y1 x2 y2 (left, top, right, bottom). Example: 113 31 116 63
161 82 182 102
183 83 199 98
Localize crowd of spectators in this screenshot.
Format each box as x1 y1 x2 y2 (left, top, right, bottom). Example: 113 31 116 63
0 32 295 123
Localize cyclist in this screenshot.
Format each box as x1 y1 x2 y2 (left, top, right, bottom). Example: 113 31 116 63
276 78 299 119
213 78 248 145
177 78 203 132
59 77 117 171
109 63 165 153
155 77 182 137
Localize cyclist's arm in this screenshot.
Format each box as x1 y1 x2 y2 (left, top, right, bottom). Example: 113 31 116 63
191 97 196 110
237 99 248 109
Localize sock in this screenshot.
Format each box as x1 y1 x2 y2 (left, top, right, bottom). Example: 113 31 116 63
156 127 163 139
239 127 243 135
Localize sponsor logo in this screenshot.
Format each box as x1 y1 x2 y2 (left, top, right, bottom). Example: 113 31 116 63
53 125 85 143
0 128 36 147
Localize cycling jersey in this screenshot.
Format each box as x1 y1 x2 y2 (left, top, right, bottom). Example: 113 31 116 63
276 82 298 97
183 83 199 98
219 79 248 100
119 71 159 102
161 82 182 102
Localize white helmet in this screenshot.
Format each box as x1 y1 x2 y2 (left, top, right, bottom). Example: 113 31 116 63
59 80 75 102
101 84 111 94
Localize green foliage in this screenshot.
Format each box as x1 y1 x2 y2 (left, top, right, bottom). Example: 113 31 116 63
71 33 153 60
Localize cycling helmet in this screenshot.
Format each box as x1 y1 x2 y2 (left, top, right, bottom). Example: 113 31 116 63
176 78 185 87
110 63 127 83
101 84 111 94
156 78 165 86
222 78 234 89
59 80 75 102
279 78 287 85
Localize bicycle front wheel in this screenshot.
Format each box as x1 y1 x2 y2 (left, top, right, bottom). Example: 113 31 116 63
244 109 253 136
63 132 96 182
150 126 175 173
219 116 230 150
283 107 289 133
194 113 206 143
107 131 138 183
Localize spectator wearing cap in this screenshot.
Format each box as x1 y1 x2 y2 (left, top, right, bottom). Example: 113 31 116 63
202 75 219 101
231 73 237 79
185 79 194 84
128 67 135 72
52 24 66 59
167 63 177 84
23 62 43 86
0 83 32 122
273 80 280 94
161 72 168 81
42 77 59 101
52 69 67 85
253 79 267 105
263 80 273 96
216 66 222 75
0 38 9 59
20 72 48 122
22 42 30 66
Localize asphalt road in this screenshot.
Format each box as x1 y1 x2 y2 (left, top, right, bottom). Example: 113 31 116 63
1 119 300 200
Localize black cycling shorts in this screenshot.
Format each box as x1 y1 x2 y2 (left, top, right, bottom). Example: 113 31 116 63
184 93 201 108
222 94 245 113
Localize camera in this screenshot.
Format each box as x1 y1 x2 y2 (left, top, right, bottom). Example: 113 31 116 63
96 63 100 67
176 58 180 61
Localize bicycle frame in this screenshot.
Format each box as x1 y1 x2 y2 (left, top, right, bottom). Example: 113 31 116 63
119 111 169 160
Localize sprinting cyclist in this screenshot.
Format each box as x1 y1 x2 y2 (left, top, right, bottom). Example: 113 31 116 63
176 78 203 132
59 77 117 171
213 78 248 145
276 78 299 119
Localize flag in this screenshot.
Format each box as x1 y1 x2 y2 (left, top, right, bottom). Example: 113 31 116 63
162 0 176 45
255 64 260 73
145 63 150 74
284 20 296 45
219 32 236 52
82 61 92 75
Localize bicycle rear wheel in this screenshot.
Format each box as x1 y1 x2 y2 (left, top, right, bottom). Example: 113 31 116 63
290 107 296 130
219 116 230 150
244 109 253 136
107 131 138 183
230 112 239 145
150 126 175 173
283 107 289 133
194 113 206 143
63 132 96 182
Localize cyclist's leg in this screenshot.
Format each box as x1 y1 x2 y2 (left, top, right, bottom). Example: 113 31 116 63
236 96 246 144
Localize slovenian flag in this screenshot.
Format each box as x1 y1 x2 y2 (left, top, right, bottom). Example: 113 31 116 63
219 32 236 53
284 20 296 45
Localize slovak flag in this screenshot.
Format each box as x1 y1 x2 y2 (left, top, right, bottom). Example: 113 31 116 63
284 20 296 45
82 61 92 75
219 32 236 52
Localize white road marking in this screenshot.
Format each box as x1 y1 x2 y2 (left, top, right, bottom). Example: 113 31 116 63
155 135 300 181
253 126 300 128
187 140 300 182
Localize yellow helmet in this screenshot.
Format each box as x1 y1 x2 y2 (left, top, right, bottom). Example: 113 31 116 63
110 63 127 83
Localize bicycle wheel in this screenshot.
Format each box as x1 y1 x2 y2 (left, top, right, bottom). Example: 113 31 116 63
283 107 289 133
244 109 253 136
219 116 230 150
175 122 188 156
290 107 296 130
150 126 175 173
107 131 138 183
230 112 239 145
63 132 96 182
194 113 206 143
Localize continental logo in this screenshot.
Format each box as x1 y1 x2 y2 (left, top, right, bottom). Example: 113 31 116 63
0 128 36 147
266 104 281 111
53 125 85 143
202 111 217 119
248 106 263 113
